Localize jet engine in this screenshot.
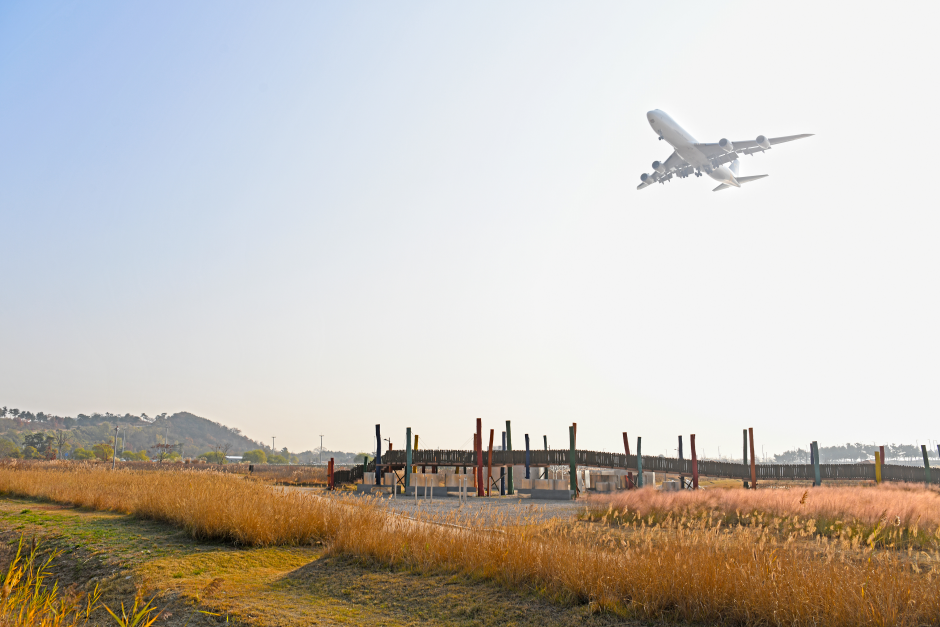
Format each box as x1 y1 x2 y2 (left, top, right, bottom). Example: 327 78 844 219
756 135 771 149
718 138 734 153
652 161 666 173
640 173 650 182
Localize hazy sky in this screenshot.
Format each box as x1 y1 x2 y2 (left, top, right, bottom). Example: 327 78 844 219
3 2 939 458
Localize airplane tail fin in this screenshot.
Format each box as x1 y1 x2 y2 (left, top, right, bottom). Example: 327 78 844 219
712 174 769 192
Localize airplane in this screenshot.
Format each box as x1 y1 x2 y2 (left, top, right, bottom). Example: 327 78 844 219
638 110 812 191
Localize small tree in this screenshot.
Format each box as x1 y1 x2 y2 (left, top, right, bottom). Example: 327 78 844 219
242 449 267 464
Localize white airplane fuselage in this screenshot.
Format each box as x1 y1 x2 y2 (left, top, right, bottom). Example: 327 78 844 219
647 109 738 187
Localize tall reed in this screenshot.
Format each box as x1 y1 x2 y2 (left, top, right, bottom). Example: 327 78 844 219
0 463 937 626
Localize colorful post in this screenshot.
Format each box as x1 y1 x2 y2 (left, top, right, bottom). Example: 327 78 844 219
568 426 578 494
524 434 530 479
880 445 886 467
922 444 932 486
874 451 882 484
543 435 548 479
748 428 757 489
812 441 821 487
500 432 506 495
476 418 484 497
328 458 334 490
623 432 633 489
413 434 419 474
636 436 644 488
742 429 749 489
678 435 684 489
405 427 412 489
487 429 494 496
505 420 514 495
690 434 698 489
375 424 382 484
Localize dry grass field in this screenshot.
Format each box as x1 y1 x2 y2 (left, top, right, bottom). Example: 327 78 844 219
0 462 937 626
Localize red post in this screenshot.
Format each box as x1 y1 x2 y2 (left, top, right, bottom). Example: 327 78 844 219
572 422 577 448
880 445 886 466
476 419 484 497
623 432 634 489
328 458 334 490
748 428 757 489
690 434 698 489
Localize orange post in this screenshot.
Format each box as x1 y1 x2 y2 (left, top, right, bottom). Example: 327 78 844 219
748 427 757 489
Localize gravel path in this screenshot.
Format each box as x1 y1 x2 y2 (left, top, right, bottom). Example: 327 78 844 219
286 486 588 525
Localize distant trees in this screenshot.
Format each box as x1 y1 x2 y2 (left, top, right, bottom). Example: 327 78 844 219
267 454 288 465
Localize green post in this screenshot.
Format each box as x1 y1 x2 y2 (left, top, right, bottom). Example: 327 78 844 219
568 426 577 495
922 445 931 486
636 437 643 487
405 427 412 489
812 441 821 487
505 420 513 495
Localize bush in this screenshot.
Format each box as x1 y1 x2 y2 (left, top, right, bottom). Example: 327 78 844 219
199 451 225 464
91 442 114 461
71 448 95 461
241 449 267 464
267 454 288 465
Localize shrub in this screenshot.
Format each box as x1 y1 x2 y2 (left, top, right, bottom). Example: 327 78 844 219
241 449 267 464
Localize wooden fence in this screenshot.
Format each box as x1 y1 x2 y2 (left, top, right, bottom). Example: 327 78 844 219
340 449 939 486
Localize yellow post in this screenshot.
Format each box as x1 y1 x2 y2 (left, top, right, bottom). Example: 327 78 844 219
874 451 882 484
413 435 419 474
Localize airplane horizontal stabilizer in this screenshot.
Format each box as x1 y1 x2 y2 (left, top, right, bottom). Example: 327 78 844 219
713 174 769 192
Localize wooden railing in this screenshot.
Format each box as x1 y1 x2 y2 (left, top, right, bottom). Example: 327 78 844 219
356 449 939 486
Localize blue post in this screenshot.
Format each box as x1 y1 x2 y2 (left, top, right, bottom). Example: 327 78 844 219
375 424 382 484
636 437 643 488
405 427 412 489
524 434 530 479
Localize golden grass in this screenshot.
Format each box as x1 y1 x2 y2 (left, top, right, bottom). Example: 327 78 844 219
588 483 940 549
0 462 938 626
0 538 101 627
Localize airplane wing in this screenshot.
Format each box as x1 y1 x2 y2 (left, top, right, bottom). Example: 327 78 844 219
693 134 813 161
637 150 690 189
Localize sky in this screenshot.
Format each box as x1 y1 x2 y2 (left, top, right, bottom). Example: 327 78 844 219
2 1 940 459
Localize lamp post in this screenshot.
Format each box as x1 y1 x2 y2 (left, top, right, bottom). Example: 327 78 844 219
319 435 324 465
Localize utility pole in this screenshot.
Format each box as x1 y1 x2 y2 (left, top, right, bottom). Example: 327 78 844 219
272 436 275 453
319 435 324 465
121 429 126 455
111 425 119 470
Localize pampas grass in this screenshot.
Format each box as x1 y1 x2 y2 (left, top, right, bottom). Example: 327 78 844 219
0 463 937 626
